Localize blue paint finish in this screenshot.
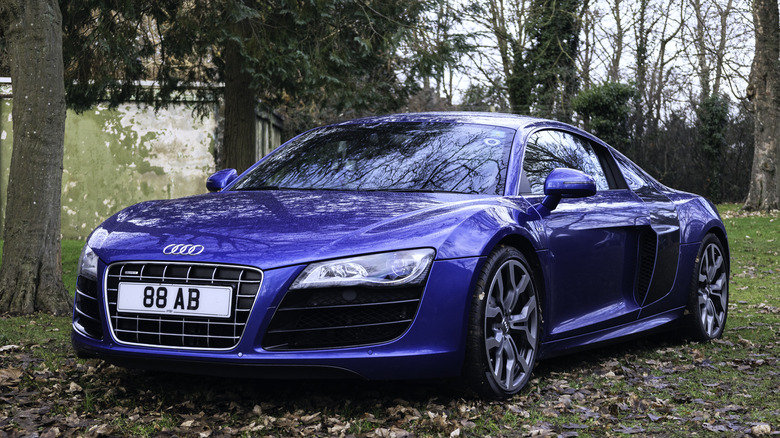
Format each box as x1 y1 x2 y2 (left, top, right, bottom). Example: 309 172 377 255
539 307 685 359
206 168 238 192
536 189 649 340
73 258 481 380
72 112 729 384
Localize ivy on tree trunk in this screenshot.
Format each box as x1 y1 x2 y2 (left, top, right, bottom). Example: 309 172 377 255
222 19 257 173
0 0 71 314
745 0 780 211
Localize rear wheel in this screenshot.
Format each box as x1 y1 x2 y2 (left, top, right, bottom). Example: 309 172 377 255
463 246 540 398
685 234 729 341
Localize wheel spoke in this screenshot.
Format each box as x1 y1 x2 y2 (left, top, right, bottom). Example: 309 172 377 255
701 250 712 282
712 280 728 310
700 298 710 328
710 274 725 292
697 289 709 308
711 250 723 272
502 265 519 312
508 295 538 346
706 300 717 335
485 334 501 351
517 348 532 374
714 301 726 327
514 272 530 299
485 301 501 319
492 343 504 377
706 246 718 282
493 271 505 311
502 338 518 388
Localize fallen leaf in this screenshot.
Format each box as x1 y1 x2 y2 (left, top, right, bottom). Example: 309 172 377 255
752 424 772 435
0 368 23 384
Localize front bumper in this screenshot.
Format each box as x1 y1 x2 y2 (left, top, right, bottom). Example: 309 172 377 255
71 257 482 380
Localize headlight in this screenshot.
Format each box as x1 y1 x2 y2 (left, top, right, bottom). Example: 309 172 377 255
290 249 435 289
78 244 99 281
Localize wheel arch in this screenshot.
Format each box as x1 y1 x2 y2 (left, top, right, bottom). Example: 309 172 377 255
460 235 545 397
706 225 730 270
493 235 544 287
487 234 548 335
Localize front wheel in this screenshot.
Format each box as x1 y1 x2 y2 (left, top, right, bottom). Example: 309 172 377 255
685 234 729 341
463 246 540 398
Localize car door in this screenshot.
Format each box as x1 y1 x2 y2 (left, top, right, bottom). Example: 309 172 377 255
611 151 681 314
521 129 651 340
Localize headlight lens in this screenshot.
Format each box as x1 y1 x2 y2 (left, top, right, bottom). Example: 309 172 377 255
78 244 99 281
290 249 435 289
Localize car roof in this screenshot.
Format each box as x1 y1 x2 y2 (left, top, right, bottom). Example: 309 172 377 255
334 112 545 130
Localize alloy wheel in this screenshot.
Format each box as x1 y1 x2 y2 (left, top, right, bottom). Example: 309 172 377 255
483 259 538 392
697 242 728 338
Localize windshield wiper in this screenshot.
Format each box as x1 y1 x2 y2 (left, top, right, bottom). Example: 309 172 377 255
362 188 454 194
233 185 285 191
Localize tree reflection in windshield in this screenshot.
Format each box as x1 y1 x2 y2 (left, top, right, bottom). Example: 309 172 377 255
232 123 516 195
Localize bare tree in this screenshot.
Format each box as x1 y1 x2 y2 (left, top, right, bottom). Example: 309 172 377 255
589 0 627 83
688 0 737 101
579 0 595 89
0 0 71 314
646 0 684 132
607 0 625 82
460 0 529 102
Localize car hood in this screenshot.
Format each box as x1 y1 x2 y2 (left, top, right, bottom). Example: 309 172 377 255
88 190 513 269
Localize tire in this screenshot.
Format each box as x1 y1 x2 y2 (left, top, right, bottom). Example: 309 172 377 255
463 246 540 399
684 233 729 341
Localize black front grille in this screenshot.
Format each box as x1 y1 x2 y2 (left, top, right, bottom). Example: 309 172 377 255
74 275 103 339
635 229 657 305
262 286 424 350
106 262 262 350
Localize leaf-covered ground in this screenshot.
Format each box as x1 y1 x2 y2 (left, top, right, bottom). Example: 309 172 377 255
1 206 778 437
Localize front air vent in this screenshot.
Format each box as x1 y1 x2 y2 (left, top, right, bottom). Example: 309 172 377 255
262 286 424 350
635 229 657 305
74 275 103 339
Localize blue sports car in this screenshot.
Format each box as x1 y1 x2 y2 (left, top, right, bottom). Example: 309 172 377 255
72 112 729 398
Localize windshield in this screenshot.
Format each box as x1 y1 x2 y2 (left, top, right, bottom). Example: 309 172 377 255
232 122 516 195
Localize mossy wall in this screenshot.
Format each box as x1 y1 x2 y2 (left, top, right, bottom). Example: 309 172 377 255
0 87 220 239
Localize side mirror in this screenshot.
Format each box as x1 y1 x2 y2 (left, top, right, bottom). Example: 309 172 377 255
536 168 596 214
206 168 238 192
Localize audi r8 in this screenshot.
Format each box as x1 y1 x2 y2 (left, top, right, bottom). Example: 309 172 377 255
72 112 729 398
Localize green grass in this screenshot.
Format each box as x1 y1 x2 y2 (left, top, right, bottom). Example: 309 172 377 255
62 239 84 295
0 206 778 437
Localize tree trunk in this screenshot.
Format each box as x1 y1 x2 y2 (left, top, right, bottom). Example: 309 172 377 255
632 0 648 162
222 20 257 174
692 0 711 102
744 0 780 211
0 0 70 314
607 0 623 83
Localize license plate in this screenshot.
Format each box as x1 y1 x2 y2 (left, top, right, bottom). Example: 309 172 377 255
117 283 232 318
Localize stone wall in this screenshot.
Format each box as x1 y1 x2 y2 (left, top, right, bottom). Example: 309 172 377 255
0 79 282 240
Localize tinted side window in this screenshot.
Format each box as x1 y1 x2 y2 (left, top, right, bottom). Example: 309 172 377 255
612 151 655 191
521 130 610 194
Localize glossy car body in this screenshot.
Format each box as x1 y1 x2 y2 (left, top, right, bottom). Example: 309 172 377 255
72 112 729 397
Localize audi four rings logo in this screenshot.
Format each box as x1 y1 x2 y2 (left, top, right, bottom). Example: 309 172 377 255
163 244 205 256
